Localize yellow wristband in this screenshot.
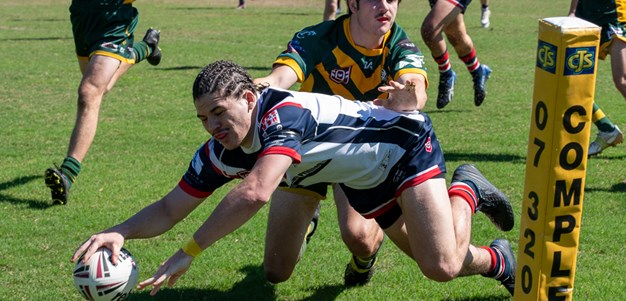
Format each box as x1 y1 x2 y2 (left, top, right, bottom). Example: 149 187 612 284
181 238 202 257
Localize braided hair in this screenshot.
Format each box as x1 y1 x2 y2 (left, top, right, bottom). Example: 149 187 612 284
192 60 262 101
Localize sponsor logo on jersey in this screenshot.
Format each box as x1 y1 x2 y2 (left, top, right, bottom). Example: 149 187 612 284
283 40 305 56
330 66 352 84
362 59 374 70
296 30 317 39
261 110 281 132
398 38 419 51
537 40 557 74
564 46 595 76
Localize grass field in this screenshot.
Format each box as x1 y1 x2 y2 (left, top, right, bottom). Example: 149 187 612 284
1 0 624 300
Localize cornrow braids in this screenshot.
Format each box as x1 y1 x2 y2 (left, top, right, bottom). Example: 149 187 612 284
192 60 259 101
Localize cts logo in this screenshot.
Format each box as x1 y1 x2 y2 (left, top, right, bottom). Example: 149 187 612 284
564 47 596 75
536 40 557 74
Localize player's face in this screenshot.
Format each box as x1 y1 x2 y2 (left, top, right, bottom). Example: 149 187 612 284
351 0 398 36
195 92 254 150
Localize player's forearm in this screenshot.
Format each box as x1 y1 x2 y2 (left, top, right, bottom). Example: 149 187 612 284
111 187 200 240
109 200 178 240
191 183 269 250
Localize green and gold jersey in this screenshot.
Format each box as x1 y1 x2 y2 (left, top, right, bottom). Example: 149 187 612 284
575 0 620 26
274 15 427 101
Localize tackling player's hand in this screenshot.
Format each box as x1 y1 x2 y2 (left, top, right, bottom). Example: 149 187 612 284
374 80 425 112
137 249 194 296
71 232 125 265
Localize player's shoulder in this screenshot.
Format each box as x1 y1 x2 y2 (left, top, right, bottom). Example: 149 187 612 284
387 23 419 51
292 15 345 42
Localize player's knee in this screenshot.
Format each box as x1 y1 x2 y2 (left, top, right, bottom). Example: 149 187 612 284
340 225 382 257
612 75 626 96
419 261 459 282
420 25 437 43
77 81 105 104
264 265 292 284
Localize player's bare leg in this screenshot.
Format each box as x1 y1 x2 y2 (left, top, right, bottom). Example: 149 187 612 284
334 185 384 286
264 189 319 283
68 55 125 162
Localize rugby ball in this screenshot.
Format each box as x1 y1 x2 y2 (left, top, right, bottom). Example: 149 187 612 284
73 247 138 301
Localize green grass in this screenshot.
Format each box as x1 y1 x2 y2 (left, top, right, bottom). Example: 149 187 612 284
1 0 624 300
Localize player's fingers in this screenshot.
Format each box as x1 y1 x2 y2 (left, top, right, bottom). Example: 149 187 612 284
167 273 182 288
70 240 91 262
150 284 162 296
137 277 156 290
78 236 103 264
110 247 120 266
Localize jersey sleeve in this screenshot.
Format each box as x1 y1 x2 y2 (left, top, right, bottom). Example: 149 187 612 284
274 22 333 83
177 141 233 198
257 91 319 164
386 25 429 87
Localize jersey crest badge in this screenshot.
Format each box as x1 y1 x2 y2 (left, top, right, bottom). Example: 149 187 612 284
261 109 281 132
425 136 433 153
330 66 351 85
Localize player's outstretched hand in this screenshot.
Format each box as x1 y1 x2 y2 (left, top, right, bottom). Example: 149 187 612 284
137 249 194 296
373 80 424 112
71 232 125 265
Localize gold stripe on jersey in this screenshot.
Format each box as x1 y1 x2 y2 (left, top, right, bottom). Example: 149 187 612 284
274 57 306 82
617 0 626 23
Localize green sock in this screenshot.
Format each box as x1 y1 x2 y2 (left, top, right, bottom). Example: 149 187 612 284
60 156 81 187
592 102 616 132
133 41 150 63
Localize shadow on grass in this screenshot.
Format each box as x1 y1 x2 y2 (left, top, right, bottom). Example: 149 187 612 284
0 175 51 209
586 181 626 193
444 151 526 164
442 295 512 301
127 264 344 301
0 37 71 42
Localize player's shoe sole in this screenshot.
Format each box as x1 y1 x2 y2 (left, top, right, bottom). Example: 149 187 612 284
143 28 161 66
45 167 69 205
452 164 514 231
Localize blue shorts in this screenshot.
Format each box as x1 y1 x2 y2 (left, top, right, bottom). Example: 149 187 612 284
340 129 447 229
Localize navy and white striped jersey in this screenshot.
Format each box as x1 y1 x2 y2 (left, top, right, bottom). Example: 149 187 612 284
178 87 446 218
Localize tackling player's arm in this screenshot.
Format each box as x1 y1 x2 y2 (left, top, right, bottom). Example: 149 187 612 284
376 72 428 112
254 64 299 89
137 153 293 296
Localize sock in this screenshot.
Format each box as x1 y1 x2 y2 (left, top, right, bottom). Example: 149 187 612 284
352 254 376 271
449 180 480 213
133 41 150 63
60 156 81 187
592 102 616 132
481 246 506 280
434 50 452 73
460 48 481 73
482 4 489 9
